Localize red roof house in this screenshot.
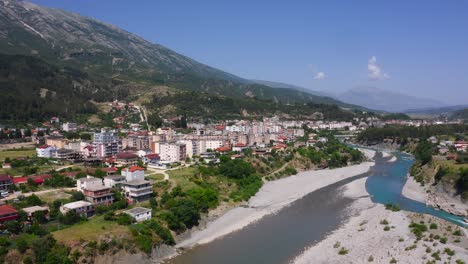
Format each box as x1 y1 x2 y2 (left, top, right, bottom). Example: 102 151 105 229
0 205 18 223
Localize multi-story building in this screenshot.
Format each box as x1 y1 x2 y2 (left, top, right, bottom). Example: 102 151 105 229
82 185 114 205
77 176 114 205
122 134 151 150
93 129 120 158
122 180 153 203
36 145 57 158
159 142 186 162
121 166 152 203
46 135 68 149
0 175 12 192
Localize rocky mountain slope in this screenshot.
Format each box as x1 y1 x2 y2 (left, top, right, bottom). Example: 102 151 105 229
0 0 365 121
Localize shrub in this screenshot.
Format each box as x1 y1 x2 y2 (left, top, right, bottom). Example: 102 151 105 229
384 226 390 231
439 237 447 244
429 223 438 229
368 255 374 262
444 247 455 256
338 247 348 255
452 229 462 236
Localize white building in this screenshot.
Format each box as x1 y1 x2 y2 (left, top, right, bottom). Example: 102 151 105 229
77 176 104 192
62 122 77 132
121 166 145 182
124 207 152 222
93 129 120 158
60 201 94 217
103 175 126 188
36 145 56 158
159 142 186 162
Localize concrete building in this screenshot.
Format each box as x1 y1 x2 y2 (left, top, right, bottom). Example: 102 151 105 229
159 142 186 162
60 201 95 218
93 129 120 158
62 122 77 132
0 175 12 192
124 207 152 222
36 145 57 158
103 175 126 188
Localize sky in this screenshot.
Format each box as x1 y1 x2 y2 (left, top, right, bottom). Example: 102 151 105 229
30 0 468 105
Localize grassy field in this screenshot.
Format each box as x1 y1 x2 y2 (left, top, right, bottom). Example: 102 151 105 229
37 190 72 203
167 167 199 191
146 173 165 181
0 148 36 160
434 159 468 170
52 216 131 245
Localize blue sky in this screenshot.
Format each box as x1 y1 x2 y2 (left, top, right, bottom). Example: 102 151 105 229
31 0 468 104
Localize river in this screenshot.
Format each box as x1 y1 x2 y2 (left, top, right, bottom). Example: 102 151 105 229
166 151 465 264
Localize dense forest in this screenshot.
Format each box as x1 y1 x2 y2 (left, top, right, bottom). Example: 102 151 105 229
146 91 356 121
0 54 99 122
357 124 468 144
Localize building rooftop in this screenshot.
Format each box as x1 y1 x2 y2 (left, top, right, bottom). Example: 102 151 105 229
127 166 145 173
62 201 93 209
124 180 151 186
0 204 18 215
124 207 151 215
22 205 49 214
104 175 125 180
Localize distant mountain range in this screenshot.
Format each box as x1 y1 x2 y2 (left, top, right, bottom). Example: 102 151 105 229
335 87 447 113
0 0 366 122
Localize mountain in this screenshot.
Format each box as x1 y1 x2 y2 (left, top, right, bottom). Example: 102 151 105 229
0 0 364 122
337 87 446 113
251 79 332 97
452 108 468 120
0 53 98 121
404 105 468 115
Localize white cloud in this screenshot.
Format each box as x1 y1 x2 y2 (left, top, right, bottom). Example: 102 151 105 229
314 71 326 80
368 56 389 80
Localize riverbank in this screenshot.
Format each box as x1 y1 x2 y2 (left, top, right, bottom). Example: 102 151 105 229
294 174 468 264
402 173 427 203
175 160 375 250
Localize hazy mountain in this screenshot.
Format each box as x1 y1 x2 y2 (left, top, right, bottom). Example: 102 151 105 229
251 80 331 96
337 87 446 113
404 105 468 115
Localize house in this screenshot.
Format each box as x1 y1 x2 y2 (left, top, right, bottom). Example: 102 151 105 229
124 207 152 222
104 175 126 188
0 205 18 223
46 135 68 149
0 174 12 192
121 166 143 180
143 153 160 164
36 145 57 158
232 143 247 152
82 185 114 205
2 163 11 169
60 201 95 217
115 152 139 166
77 176 114 205
55 148 78 160
215 145 231 154
23 205 49 221
77 176 103 192
62 122 77 132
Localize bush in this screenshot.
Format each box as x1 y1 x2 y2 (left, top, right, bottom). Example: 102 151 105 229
439 237 447 244
116 214 134 225
429 223 438 229
452 229 462 236
338 247 348 255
